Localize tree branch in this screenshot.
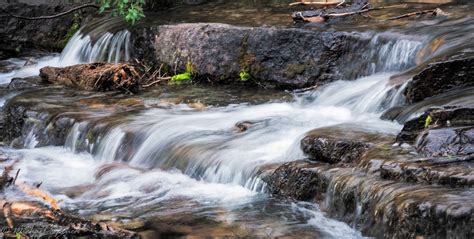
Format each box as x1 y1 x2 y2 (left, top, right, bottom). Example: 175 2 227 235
0 3 99 20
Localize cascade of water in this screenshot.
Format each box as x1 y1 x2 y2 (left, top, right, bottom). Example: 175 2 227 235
59 29 130 65
52 73 400 192
339 33 424 79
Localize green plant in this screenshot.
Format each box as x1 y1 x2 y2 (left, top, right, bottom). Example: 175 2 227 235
424 115 433 128
171 60 195 82
171 72 192 82
239 70 250 81
99 0 146 24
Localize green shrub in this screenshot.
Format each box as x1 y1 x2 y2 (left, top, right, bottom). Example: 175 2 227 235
99 0 146 24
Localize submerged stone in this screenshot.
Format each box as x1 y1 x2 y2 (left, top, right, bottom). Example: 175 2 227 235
7 76 44 90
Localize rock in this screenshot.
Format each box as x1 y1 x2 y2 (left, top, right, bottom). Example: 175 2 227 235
300 125 392 164
397 106 474 144
131 23 359 89
404 58 474 104
0 3 95 60
7 76 44 90
380 156 474 187
416 126 473 157
262 160 330 201
40 63 140 93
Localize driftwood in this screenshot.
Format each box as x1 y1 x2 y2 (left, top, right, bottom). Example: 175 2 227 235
134 59 173 88
40 63 141 94
297 3 447 23
0 165 136 237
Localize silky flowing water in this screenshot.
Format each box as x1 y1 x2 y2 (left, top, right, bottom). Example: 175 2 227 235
0 1 473 237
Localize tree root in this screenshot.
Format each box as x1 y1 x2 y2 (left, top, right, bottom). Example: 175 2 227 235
0 4 99 20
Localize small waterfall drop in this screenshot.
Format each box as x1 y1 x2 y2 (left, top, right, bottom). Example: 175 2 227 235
60 29 130 65
60 17 131 66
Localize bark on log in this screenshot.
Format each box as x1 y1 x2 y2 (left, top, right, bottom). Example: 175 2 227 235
40 63 141 94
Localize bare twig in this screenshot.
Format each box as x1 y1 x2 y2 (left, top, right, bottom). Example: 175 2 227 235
12 169 20 185
141 77 172 88
0 3 99 20
385 9 439 20
294 84 320 93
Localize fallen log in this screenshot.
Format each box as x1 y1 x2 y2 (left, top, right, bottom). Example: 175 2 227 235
40 63 141 94
16 182 60 210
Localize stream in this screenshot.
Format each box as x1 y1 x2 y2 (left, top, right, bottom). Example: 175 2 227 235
0 0 473 237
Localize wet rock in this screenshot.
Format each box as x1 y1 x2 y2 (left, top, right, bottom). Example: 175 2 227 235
380 156 474 187
397 106 474 144
262 160 330 201
404 57 474 104
2 101 27 145
7 76 44 90
40 63 140 93
131 23 362 89
416 126 473 157
300 125 392 164
325 171 474 239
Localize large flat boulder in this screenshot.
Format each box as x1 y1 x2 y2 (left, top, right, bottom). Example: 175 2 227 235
131 23 362 89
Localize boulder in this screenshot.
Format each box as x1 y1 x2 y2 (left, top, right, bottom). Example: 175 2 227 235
404 58 474 104
40 63 140 93
416 126 473 157
131 23 359 89
262 160 329 201
7 76 44 90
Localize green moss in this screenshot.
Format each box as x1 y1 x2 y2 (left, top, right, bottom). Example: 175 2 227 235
64 22 80 42
58 14 81 48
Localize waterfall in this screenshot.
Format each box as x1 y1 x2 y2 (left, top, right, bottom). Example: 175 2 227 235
59 29 130 65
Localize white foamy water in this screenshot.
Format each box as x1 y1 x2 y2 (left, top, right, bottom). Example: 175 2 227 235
0 72 404 238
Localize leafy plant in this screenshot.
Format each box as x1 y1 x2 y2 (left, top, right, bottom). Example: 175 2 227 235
171 60 195 82
239 70 250 81
98 0 146 24
171 72 192 82
424 115 433 128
